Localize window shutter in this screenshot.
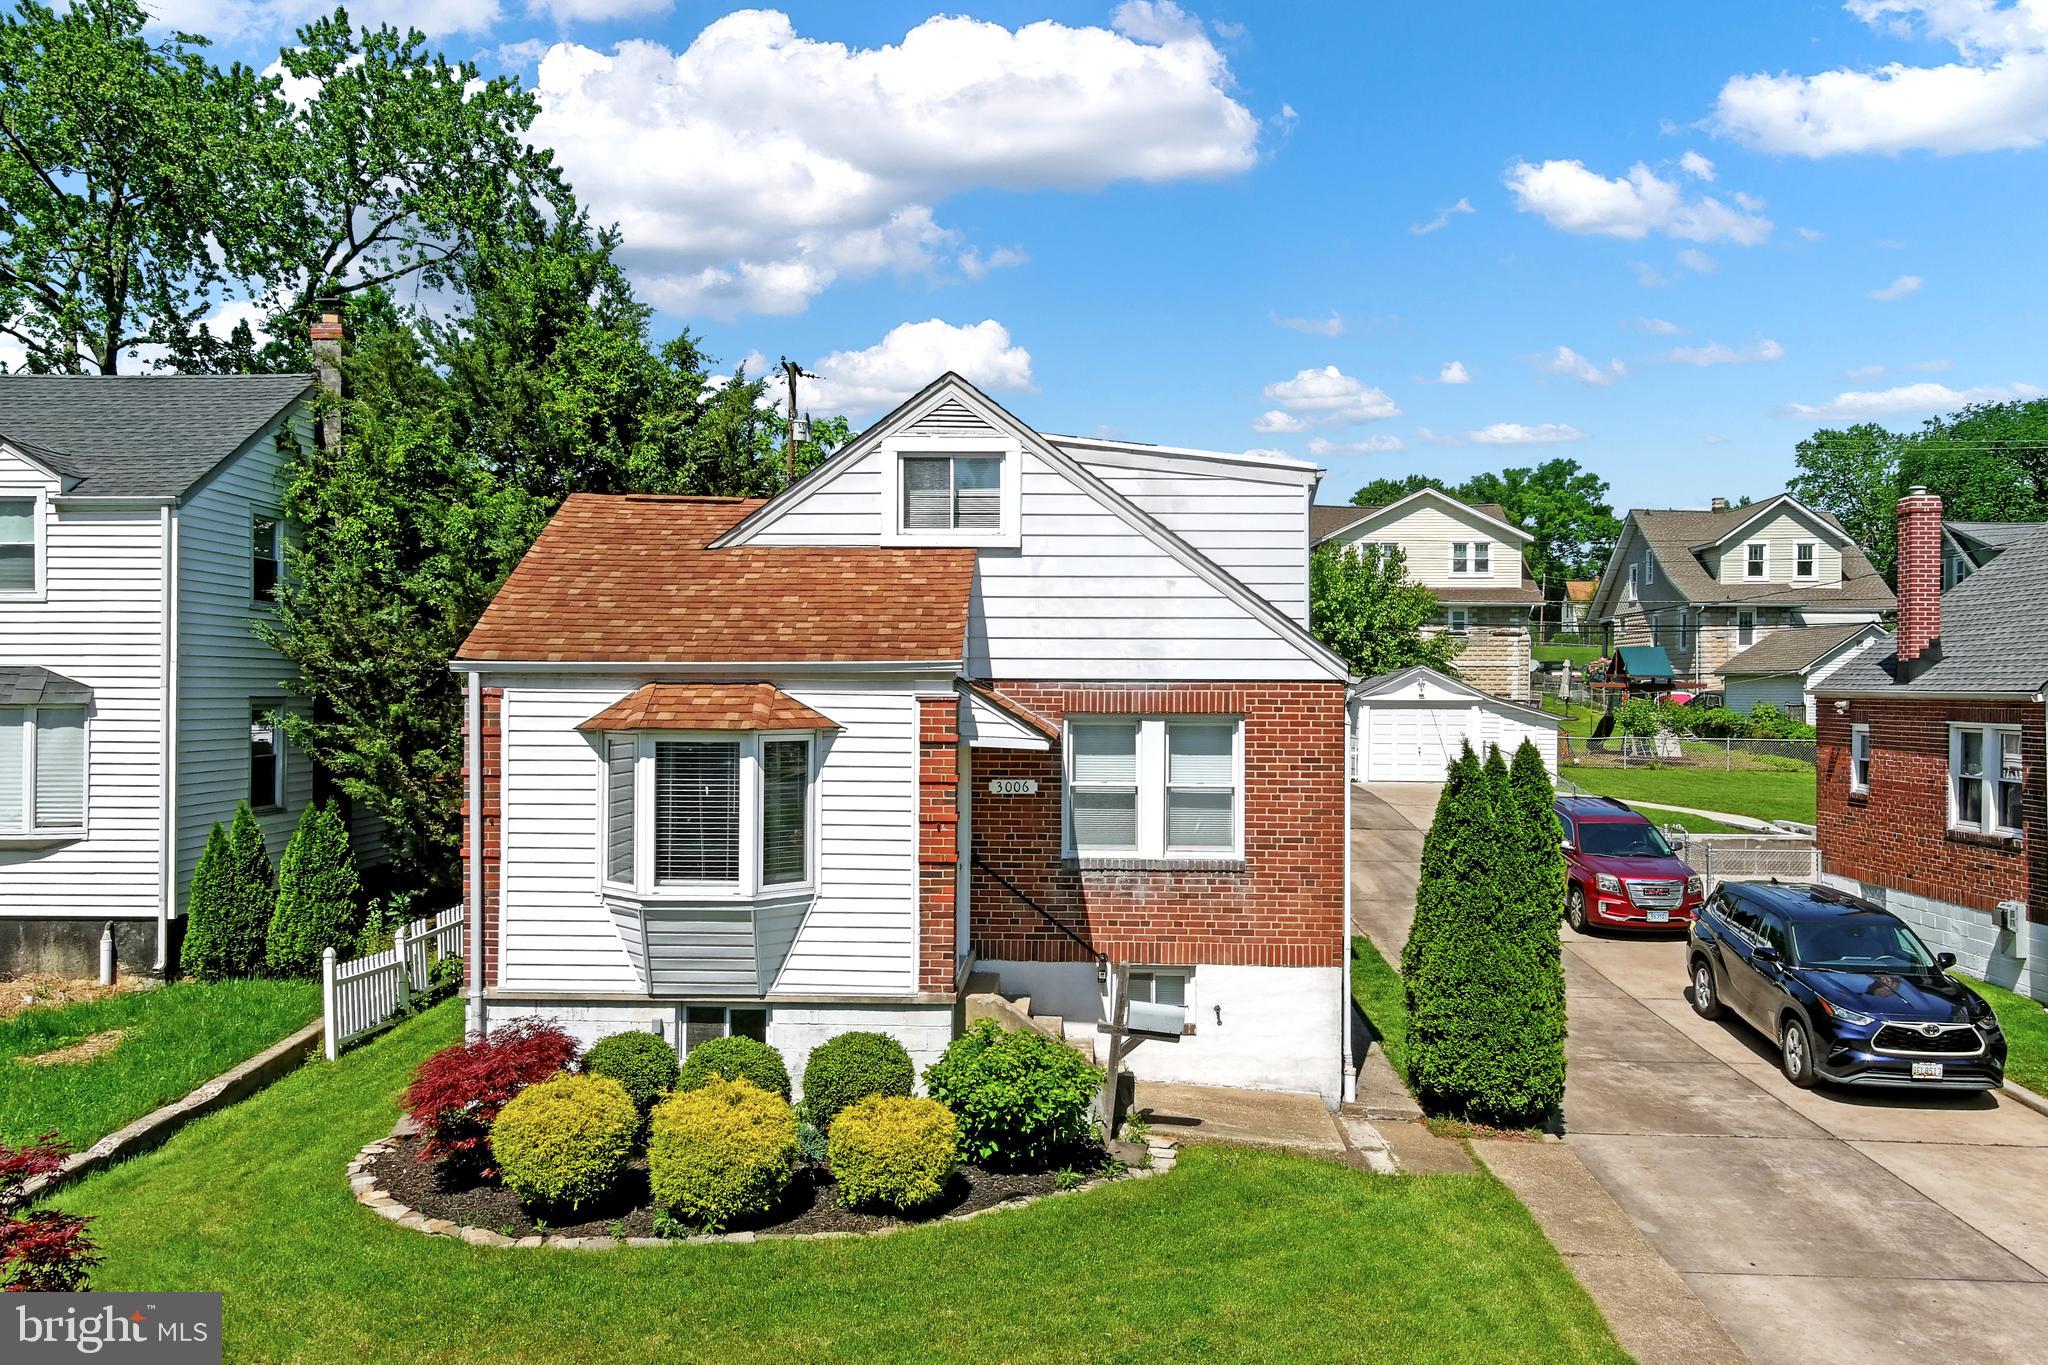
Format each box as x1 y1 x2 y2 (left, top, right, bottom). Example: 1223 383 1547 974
605 737 634 883
902 457 953 529
0 713 21 829
760 739 808 885
33 707 83 828
654 741 740 882
953 457 1001 529
0 499 34 591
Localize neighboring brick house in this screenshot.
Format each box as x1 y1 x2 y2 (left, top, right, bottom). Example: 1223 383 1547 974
1588 494 1894 692
1815 487 2048 1001
1312 489 1540 700
455 374 1355 1105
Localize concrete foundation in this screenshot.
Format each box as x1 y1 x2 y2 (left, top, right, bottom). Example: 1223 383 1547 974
0 916 168 979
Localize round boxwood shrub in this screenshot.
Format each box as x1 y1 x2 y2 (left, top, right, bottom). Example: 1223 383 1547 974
827 1095 957 1210
489 1073 638 1211
801 1031 914 1128
583 1031 680 1112
922 1019 1102 1168
647 1078 799 1229
676 1036 790 1100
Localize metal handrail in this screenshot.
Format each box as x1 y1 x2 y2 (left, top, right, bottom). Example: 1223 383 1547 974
970 854 1108 973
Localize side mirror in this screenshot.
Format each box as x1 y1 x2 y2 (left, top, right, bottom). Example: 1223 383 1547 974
1936 951 1957 970
1559 838 1572 851
1752 943 1781 965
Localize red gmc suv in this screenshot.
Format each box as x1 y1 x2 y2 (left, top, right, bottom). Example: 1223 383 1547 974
1556 795 1705 933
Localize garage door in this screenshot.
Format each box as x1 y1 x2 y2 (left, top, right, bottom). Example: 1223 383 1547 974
1364 703 1468 782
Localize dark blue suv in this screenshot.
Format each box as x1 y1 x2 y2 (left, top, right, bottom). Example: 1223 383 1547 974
1689 881 2007 1091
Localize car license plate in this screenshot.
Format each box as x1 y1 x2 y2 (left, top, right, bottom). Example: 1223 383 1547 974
1647 909 1670 923
1912 1061 1944 1080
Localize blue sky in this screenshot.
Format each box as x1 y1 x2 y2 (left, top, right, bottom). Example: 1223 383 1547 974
167 1 2048 512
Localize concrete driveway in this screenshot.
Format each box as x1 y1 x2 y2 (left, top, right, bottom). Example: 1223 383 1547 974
1352 781 2048 1365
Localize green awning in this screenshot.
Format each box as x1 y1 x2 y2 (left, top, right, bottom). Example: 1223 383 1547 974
1612 646 1676 680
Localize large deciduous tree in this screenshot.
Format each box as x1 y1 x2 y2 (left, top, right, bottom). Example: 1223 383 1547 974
1455 459 1618 591
1789 423 1903 576
1309 543 1462 679
1348 474 1444 507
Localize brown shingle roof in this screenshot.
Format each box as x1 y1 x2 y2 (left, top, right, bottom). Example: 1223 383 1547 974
1624 504 1895 609
458 495 976 664
577 683 841 731
1310 499 1516 543
1716 624 1884 676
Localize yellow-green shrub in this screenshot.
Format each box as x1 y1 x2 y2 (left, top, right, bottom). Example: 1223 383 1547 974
827 1094 958 1211
488 1073 637 1210
646 1078 798 1228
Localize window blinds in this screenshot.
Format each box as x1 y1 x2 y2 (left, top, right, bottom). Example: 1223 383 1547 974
953 457 1001 529
33 707 84 829
655 741 740 882
0 714 21 829
902 457 954 530
1166 722 1234 849
1071 723 1138 850
902 455 1001 531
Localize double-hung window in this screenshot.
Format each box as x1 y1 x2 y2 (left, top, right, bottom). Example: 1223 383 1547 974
1626 565 1638 601
1446 607 1470 634
1744 542 1768 579
0 706 85 834
1066 717 1241 860
1644 553 1656 585
1649 613 1662 647
1794 541 1817 580
0 495 40 595
1849 724 1871 794
249 704 283 812
1676 611 1690 653
1950 724 2023 836
1450 541 1490 576
1736 609 1757 647
902 455 1000 532
252 514 283 603
604 732 816 896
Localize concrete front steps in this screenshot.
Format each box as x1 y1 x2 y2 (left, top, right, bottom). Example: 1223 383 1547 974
962 970 1100 1063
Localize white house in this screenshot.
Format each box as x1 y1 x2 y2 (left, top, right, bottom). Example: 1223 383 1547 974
456 374 1357 1105
1718 623 1890 725
0 374 353 976
1311 489 1541 701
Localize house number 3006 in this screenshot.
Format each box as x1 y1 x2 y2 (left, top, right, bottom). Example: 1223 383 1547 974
987 779 1038 796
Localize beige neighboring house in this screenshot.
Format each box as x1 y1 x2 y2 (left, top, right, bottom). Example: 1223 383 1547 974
1588 494 1894 691
1312 488 1540 701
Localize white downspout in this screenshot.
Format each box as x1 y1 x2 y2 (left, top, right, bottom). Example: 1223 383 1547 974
155 504 180 974
1340 719 1356 1105
466 673 485 1038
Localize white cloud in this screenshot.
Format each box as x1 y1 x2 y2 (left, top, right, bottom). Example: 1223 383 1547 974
1271 309 1345 337
1410 196 1476 236
1471 422 1588 445
1679 149 1717 180
1869 273 1925 300
957 245 1029 280
1307 434 1405 455
533 0 674 21
1666 337 1785 366
1845 357 1953 379
1438 360 1472 384
1251 410 1309 434
1676 246 1717 274
1240 447 1293 460
1784 379 2043 420
1702 434 1731 445
532 8 1261 318
1259 365 1401 425
791 318 1033 415
1712 2 2048 156
1541 345 1626 387
1505 159 1773 244
1415 426 1463 446
488 39 552 69
1629 260 1675 287
1797 226 1826 241
1634 316 1686 335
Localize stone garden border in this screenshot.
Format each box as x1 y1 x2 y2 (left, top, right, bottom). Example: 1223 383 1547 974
349 1117 1181 1248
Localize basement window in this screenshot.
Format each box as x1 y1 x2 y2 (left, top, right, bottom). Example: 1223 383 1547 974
684 1005 768 1052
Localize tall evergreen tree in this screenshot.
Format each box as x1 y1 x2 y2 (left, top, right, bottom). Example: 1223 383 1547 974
221 803 276 973
266 802 363 977
178 821 238 980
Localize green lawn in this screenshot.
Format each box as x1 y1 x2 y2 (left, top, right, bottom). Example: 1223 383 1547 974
1958 973 2048 1096
1351 935 1411 1085
1561 764 1816 825
1532 644 1602 669
48 1000 1624 1364
1 979 320 1147
1631 805 1745 835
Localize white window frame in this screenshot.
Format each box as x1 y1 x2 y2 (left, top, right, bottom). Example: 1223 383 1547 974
1446 607 1469 634
1449 541 1491 577
249 701 285 813
0 704 88 838
681 1004 770 1052
1124 967 1193 1030
1676 611 1690 653
1626 564 1638 601
0 488 48 601
1736 609 1757 647
1793 540 1818 581
1644 552 1656 585
878 435 1021 548
1849 723 1871 794
1649 612 1661 647
1063 716 1244 862
1948 723 2023 837
251 510 284 606
1743 540 1769 579
600 730 818 900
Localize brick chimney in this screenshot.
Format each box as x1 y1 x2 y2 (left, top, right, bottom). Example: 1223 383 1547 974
1895 484 1943 665
1710 496 1728 512
310 305 343 451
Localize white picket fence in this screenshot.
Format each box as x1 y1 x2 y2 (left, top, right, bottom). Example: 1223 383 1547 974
322 907 464 1060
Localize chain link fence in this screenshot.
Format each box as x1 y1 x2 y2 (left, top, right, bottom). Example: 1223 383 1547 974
1659 829 1821 891
1566 734 1817 771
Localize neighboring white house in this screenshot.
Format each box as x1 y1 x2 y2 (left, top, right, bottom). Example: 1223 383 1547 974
456 374 1357 1105
0 375 357 976
1311 489 1541 701
1348 666 1561 783
1718 623 1890 724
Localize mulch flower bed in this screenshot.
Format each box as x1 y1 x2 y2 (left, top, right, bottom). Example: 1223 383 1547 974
367 1130 1086 1241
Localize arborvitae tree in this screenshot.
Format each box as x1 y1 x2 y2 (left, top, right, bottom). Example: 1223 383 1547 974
1403 743 1489 1102
178 822 238 980
266 802 363 977
1499 738 1569 1117
222 803 277 975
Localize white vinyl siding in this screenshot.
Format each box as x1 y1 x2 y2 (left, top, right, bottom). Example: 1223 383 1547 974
1725 674 1809 722
1710 507 1845 586
1323 499 1522 591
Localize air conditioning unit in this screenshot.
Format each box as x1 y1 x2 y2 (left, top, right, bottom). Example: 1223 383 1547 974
1995 901 2028 960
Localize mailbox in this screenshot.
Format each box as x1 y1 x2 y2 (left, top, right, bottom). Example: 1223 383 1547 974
1126 998 1187 1037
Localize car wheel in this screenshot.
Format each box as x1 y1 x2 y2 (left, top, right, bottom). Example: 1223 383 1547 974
1565 885 1589 934
1780 1015 1817 1089
1690 958 1725 1020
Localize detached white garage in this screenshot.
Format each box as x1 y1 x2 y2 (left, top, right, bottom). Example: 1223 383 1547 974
1350 666 1561 783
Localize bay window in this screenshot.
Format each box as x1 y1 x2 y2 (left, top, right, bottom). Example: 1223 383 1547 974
603 732 816 896
1066 717 1242 860
1950 724 2023 837
0 705 86 834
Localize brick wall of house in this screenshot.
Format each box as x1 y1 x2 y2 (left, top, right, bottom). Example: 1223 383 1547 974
967 681 1347 969
461 682 504 988
1818 697 2046 922
917 695 959 992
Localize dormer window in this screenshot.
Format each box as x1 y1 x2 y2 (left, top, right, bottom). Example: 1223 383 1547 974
1744 542 1768 579
903 455 1000 532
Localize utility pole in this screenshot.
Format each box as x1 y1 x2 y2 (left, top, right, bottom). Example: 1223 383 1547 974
776 357 817 481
